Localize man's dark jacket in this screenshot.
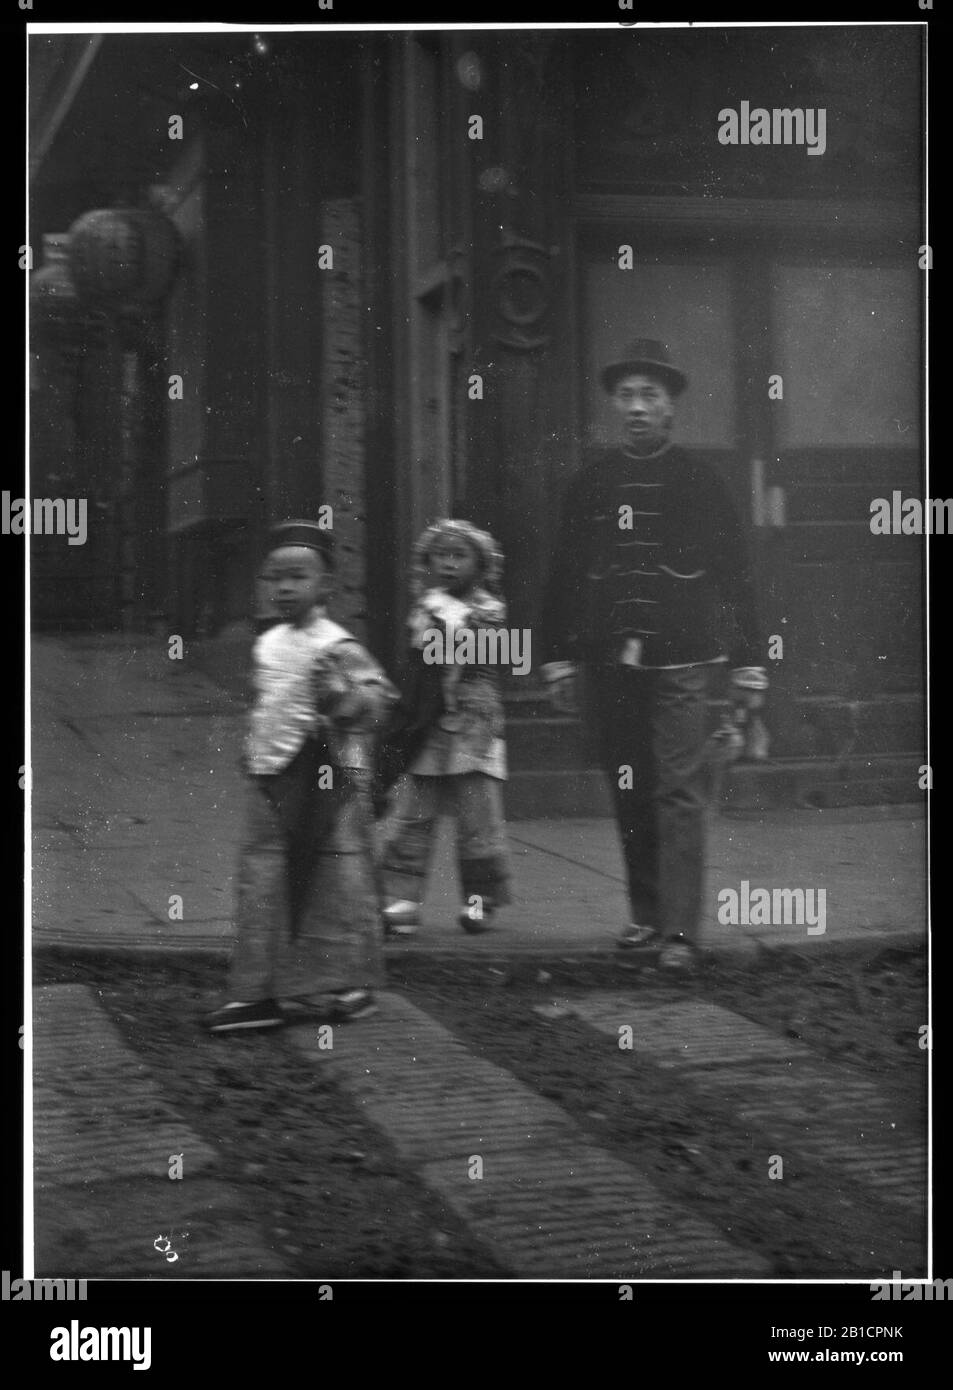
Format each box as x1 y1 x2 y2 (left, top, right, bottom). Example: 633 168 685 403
538 445 762 670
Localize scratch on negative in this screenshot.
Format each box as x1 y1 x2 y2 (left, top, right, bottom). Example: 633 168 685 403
178 63 249 129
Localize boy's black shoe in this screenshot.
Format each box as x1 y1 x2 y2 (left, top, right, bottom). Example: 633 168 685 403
280 996 332 1025
203 999 285 1032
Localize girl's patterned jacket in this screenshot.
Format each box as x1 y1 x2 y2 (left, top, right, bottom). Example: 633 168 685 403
404 585 508 779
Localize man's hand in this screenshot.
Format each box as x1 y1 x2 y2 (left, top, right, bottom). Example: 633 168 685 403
541 661 581 716
730 666 768 712
730 667 770 760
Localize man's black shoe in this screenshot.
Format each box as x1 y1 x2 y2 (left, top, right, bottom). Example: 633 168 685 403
617 924 660 951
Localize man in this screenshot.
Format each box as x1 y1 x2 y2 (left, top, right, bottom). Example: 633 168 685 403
538 339 767 969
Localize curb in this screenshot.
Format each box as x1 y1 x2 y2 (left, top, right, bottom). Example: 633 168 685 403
33 931 925 970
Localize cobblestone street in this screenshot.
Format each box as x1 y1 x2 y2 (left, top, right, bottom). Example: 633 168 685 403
29 636 929 1280
32 948 926 1280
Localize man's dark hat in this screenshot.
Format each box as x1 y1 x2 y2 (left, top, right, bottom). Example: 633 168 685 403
600 338 688 397
267 518 335 568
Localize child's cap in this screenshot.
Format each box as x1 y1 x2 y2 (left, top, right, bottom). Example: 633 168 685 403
266 518 335 569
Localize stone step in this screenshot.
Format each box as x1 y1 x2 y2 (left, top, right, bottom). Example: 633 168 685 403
786 484 907 525
503 696 924 771
777 524 920 564
721 757 922 812
190 633 924 755
775 453 920 488
796 696 925 757
504 755 923 819
505 718 593 771
505 770 612 819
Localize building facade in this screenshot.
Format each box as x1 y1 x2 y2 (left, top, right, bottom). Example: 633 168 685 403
29 26 925 782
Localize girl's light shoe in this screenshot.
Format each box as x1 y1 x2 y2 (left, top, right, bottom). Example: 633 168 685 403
383 900 420 936
330 989 378 1021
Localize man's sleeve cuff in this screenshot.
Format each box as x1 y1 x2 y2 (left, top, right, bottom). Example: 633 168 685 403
541 661 578 683
731 666 769 691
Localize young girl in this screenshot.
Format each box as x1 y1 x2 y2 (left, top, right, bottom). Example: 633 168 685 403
205 519 398 1032
380 519 512 936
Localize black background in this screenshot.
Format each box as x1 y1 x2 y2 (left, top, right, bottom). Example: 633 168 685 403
4 0 943 1365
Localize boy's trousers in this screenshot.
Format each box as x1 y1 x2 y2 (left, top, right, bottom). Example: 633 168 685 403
382 772 511 908
582 662 712 943
228 759 382 1002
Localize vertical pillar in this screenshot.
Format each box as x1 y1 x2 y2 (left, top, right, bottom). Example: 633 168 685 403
361 39 401 670
461 33 574 635
320 198 367 640
131 319 169 625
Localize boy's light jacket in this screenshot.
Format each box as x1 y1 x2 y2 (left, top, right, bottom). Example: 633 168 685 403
246 609 398 776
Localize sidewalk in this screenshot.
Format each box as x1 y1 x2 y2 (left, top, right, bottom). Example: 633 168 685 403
30 635 927 959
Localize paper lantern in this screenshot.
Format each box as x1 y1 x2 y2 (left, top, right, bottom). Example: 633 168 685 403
30 233 82 327
67 208 181 310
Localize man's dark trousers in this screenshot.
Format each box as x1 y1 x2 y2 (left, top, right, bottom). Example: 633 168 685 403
583 662 712 942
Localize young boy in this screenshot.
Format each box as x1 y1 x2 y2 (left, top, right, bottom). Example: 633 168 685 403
204 519 398 1032
380 519 512 936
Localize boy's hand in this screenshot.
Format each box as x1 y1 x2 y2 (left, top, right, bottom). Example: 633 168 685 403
325 688 368 727
312 655 350 714
316 644 400 730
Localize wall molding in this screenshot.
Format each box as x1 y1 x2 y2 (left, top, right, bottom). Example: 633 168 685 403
572 194 919 247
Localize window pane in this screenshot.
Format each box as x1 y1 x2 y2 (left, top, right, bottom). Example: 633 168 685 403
771 265 920 447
